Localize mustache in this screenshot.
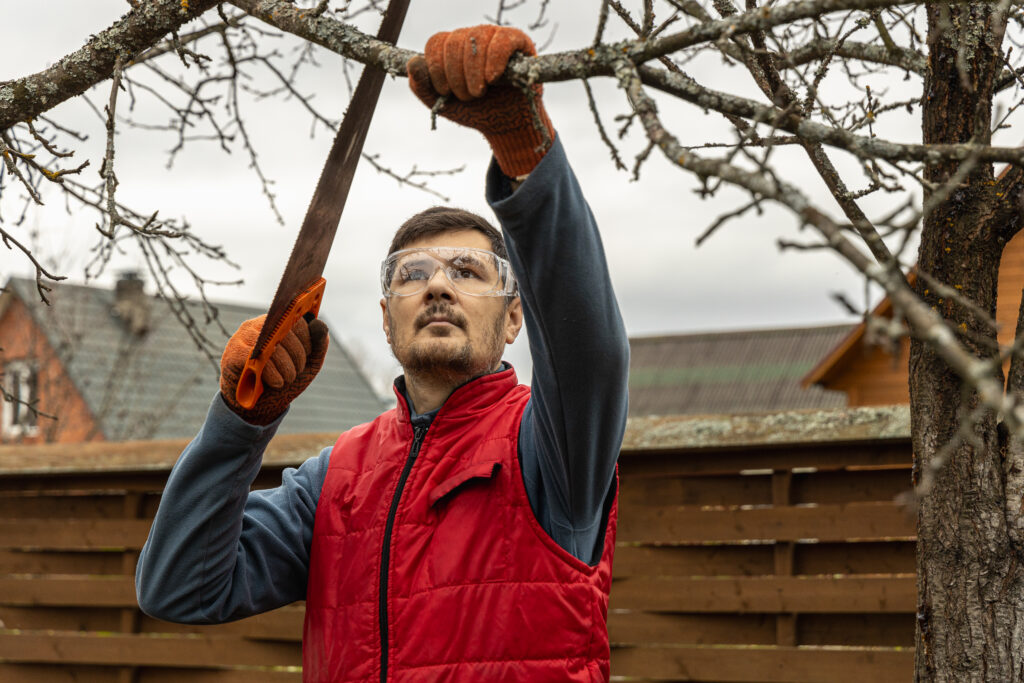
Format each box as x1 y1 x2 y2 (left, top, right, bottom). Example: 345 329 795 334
415 303 466 330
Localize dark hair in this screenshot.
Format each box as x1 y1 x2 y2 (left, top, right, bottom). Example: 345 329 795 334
387 206 509 261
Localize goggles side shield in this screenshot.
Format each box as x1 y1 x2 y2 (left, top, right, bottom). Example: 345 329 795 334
380 247 517 297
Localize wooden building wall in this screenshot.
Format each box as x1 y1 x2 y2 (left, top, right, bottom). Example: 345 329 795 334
820 339 910 406
816 227 1024 406
0 407 915 682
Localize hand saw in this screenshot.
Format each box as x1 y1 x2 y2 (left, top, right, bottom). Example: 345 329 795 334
235 0 411 409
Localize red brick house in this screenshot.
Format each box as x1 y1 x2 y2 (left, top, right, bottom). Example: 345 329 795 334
0 275 386 444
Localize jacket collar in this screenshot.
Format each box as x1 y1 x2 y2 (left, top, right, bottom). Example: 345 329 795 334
392 363 519 427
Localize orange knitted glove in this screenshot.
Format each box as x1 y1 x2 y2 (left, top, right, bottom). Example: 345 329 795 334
407 25 554 177
219 315 329 426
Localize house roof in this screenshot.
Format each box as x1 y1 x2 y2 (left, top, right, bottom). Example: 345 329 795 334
629 324 856 416
3 276 387 440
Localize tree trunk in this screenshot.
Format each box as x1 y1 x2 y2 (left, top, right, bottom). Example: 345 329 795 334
912 3 1024 681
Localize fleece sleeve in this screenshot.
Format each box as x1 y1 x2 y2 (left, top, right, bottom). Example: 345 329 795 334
486 136 630 565
135 395 330 624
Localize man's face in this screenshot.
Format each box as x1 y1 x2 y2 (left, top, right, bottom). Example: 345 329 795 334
381 229 522 384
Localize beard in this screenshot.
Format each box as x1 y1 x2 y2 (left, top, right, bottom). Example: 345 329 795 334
388 301 507 384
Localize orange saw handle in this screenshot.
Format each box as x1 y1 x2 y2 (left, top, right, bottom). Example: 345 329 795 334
235 277 326 410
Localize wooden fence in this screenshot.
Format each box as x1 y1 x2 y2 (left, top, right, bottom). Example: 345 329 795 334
0 405 914 682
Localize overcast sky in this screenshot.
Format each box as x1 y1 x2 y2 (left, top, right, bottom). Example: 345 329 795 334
1 0 898 392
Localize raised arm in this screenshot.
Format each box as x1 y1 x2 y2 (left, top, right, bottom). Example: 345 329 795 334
407 25 629 564
488 140 629 565
136 315 331 623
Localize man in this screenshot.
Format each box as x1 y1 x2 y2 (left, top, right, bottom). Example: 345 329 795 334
136 25 629 682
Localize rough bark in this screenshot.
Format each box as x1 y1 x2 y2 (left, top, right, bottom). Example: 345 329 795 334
1005 292 1024 549
0 0 220 130
912 2 1024 680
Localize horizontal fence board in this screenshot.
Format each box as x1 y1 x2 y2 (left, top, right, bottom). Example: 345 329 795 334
619 474 773 508
619 444 910 478
615 541 916 578
799 614 914 647
0 433 330 477
0 473 170 494
2 611 303 645
796 541 915 575
2 462 909 508
141 607 304 642
0 470 289 495
0 606 122 632
0 664 126 682
0 493 130 519
610 575 915 614
0 519 151 550
0 550 124 575
792 468 910 505
614 544 774 577
619 502 916 544
0 631 302 668
0 576 136 608
0 664 302 682
610 645 913 682
2 599 914 647
609 611 775 645
619 467 912 509
141 670 302 682
0 638 912 680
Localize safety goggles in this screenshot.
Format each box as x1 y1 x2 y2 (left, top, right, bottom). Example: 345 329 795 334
380 247 518 297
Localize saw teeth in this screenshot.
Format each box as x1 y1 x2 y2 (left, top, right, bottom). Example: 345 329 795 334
254 298 299 359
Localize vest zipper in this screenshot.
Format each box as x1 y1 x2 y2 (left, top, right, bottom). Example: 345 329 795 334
379 422 428 683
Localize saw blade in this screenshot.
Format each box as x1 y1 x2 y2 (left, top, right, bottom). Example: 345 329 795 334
252 0 411 359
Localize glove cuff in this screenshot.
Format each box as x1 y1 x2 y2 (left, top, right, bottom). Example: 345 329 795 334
483 104 555 177
221 391 287 426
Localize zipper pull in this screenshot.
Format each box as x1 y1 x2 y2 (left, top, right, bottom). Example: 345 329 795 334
411 423 428 450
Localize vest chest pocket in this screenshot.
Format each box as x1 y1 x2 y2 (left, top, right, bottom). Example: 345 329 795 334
427 460 502 508
420 458 510 586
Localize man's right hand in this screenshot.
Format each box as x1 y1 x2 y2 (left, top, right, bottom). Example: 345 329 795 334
219 315 329 425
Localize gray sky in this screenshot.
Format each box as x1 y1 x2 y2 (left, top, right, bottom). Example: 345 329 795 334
2 0 888 392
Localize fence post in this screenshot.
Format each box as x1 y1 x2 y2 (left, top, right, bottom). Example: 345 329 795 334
118 491 145 683
772 470 797 646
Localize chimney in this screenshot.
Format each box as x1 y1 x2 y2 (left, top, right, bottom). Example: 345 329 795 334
113 271 150 335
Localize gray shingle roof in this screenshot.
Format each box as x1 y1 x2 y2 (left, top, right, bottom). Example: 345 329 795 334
6 276 387 440
628 324 855 416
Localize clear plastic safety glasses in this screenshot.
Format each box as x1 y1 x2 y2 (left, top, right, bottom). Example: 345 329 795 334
380 247 517 297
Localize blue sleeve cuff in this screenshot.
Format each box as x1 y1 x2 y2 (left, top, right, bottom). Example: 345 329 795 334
485 135 565 214
207 392 288 444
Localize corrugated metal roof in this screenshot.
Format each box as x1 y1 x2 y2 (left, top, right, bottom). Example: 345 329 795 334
629 324 855 416
6 276 387 440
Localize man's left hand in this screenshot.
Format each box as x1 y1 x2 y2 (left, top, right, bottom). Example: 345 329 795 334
407 25 554 178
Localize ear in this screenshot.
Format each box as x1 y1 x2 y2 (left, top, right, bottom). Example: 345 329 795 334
504 297 523 344
380 298 392 344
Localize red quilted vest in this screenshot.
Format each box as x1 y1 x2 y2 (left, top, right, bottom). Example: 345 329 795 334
302 366 617 682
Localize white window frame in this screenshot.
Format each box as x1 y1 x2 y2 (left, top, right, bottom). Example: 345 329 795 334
2 360 39 438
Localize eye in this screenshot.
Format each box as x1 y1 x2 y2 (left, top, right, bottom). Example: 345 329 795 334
398 265 430 282
450 256 486 280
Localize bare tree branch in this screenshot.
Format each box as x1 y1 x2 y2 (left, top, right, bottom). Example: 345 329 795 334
611 54 1024 432
0 0 222 130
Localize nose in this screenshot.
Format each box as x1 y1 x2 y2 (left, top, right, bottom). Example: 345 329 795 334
423 266 456 301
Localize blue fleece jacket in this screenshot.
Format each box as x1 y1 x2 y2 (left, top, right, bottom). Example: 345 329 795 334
135 137 629 624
